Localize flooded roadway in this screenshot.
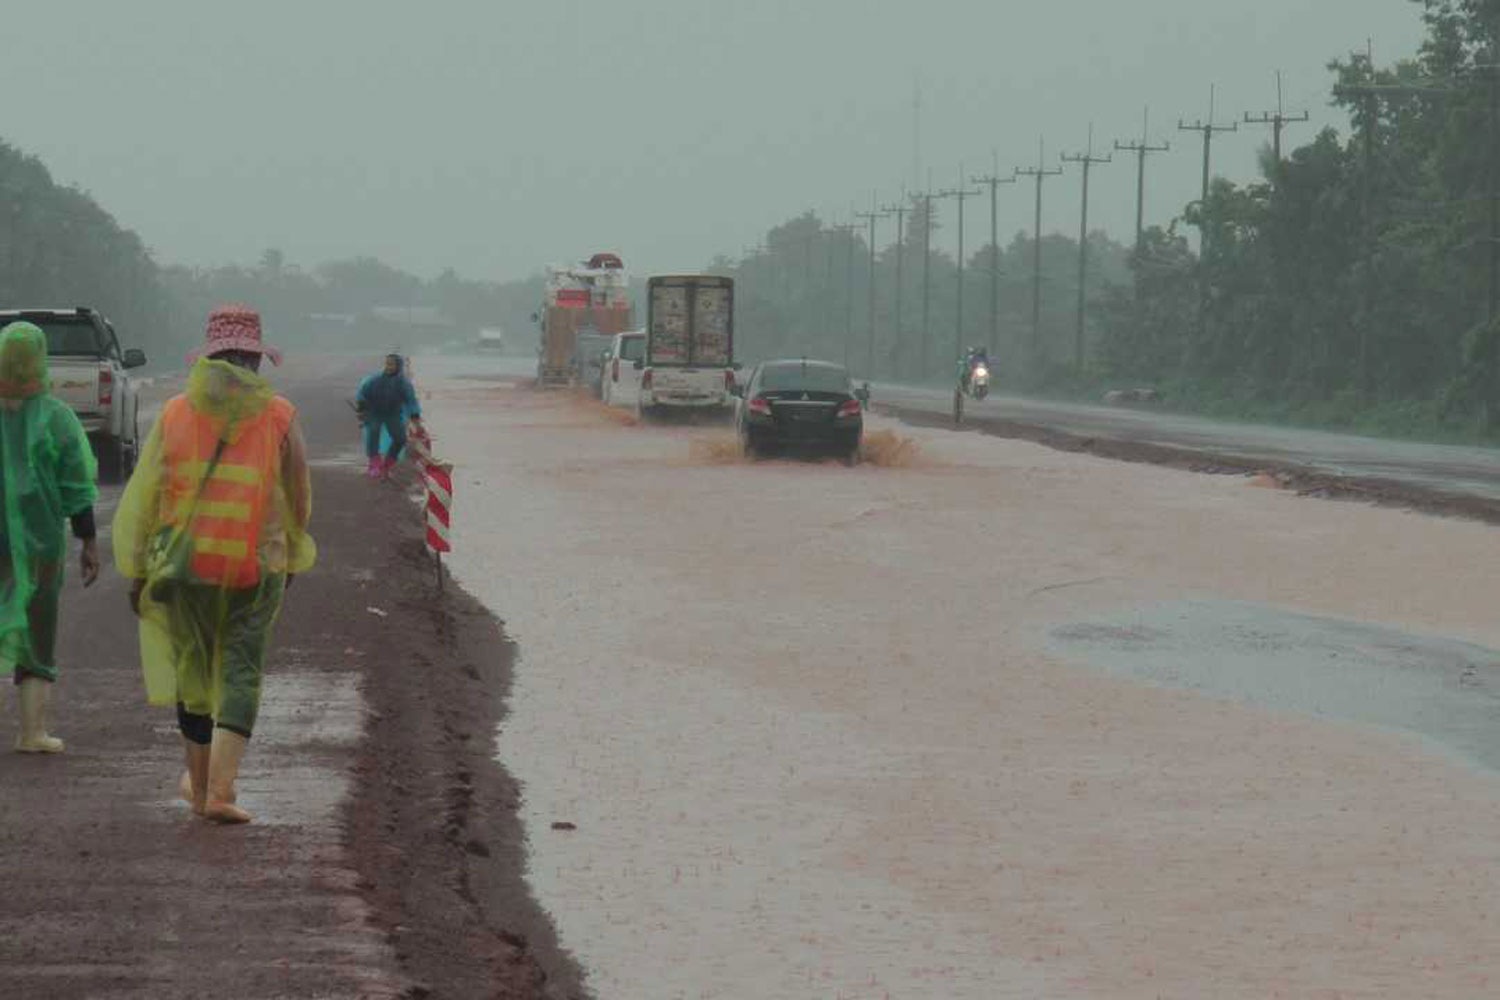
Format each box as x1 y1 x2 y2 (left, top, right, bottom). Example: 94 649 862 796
421 354 1500 998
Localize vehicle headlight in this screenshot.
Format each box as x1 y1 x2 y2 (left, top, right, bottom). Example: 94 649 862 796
974 366 989 379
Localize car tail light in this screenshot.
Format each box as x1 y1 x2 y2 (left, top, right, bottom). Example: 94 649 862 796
836 399 861 418
641 368 653 390
98 364 113 407
748 396 772 416
612 357 620 382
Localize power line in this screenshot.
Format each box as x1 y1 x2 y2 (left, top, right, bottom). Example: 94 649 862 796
939 168 984 369
1114 107 1170 253
1015 138 1063 368
826 222 859 367
1179 84 1239 207
972 151 1018 358
917 178 940 381
1244 71 1310 173
1178 85 1238 367
1061 126 1112 375
881 193 913 379
855 200 892 379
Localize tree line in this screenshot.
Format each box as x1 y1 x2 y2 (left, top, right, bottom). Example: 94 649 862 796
0 140 543 366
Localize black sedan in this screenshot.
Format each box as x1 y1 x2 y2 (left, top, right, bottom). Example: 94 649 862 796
731 359 869 461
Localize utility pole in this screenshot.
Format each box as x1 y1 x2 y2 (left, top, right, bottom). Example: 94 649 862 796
1179 86 1239 366
1114 108 1170 254
822 220 846 358
918 182 939 381
1331 43 1398 399
1179 85 1239 207
881 193 913 378
972 152 1018 357
829 222 859 368
940 169 984 371
855 201 891 379
1488 57 1500 428
1015 138 1063 368
1244 71 1310 175
1061 126 1112 375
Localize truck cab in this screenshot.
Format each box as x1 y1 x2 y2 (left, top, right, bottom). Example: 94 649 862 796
0 307 147 482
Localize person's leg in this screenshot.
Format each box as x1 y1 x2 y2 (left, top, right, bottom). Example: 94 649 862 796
168 584 219 810
14 673 61 753
176 702 212 814
363 419 382 476
15 563 63 754
205 576 285 825
388 415 408 459
381 415 407 474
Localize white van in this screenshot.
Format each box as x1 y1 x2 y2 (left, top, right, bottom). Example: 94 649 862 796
601 330 647 409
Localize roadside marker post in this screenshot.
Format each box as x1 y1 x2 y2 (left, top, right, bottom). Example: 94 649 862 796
407 422 453 592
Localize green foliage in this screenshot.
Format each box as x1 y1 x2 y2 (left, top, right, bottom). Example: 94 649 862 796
1083 1 1500 440
0 140 178 361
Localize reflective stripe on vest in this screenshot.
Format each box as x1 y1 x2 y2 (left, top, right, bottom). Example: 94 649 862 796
159 395 292 587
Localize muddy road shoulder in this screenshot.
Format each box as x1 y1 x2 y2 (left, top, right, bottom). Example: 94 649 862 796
877 402 1500 527
292 364 590 1000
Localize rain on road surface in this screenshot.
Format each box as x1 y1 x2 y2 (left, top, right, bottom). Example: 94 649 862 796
421 354 1500 998
874 381 1500 501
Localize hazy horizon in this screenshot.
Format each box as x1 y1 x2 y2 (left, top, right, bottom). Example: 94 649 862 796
8 1 1425 282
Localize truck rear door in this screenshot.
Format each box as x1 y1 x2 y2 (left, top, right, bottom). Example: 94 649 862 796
689 280 732 368
645 276 734 369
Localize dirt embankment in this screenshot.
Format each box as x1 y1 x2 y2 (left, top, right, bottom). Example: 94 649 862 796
297 369 589 1000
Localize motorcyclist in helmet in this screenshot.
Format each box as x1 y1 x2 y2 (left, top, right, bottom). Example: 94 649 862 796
958 345 989 391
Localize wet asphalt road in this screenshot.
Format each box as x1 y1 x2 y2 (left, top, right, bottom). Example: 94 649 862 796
872 381 1500 501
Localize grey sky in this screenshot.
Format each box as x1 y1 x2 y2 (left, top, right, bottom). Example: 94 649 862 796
8 1 1426 281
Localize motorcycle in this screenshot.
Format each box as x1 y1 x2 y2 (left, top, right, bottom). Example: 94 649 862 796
953 359 991 424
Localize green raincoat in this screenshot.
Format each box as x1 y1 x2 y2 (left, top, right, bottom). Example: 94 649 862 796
0 322 99 682
113 359 314 735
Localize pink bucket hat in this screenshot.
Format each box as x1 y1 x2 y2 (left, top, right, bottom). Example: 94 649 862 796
186 303 283 366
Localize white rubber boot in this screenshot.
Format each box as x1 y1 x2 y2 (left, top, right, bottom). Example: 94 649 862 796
204 728 252 824
15 676 64 754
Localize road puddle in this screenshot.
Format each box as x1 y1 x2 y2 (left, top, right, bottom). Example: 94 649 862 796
1052 599 1500 773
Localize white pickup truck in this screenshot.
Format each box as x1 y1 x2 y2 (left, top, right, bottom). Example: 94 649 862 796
0 308 148 482
637 275 737 419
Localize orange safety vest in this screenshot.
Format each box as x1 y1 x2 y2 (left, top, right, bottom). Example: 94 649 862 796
157 394 294 588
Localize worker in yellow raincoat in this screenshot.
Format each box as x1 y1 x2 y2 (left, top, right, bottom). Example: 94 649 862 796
113 305 314 824
0 322 100 753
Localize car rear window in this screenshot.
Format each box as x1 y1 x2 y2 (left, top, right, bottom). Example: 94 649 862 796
758 364 850 393
619 336 645 362
7 318 103 356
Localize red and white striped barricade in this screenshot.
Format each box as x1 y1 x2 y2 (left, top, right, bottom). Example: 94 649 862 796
407 422 453 583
